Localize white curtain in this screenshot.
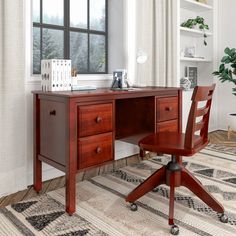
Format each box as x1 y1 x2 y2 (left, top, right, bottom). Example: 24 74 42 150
136 0 176 87
0 0 26 195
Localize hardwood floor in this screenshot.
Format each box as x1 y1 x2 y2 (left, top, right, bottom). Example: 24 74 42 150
1 130 235 208
209 130 236 147
0 155 141 208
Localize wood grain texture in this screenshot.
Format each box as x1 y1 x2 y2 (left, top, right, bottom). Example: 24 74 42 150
115 97 155 139
40 99 66 166
33 94 42 193
156 120 178 133
128 85 225 228
78 103 113 137
32 87 182 214
156 96 178 122
78 132 113 169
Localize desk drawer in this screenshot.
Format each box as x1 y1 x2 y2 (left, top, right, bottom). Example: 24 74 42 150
156 97 178 122
156 119 178 133
78 133 113 169
78 103 113 137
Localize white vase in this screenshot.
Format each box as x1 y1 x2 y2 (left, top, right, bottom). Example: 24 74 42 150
228 113 236 130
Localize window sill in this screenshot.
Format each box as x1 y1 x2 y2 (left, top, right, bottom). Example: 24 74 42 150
27 74 113 87
30 74 113 81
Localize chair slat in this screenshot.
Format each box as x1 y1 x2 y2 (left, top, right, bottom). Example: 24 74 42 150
195 120 205 132
196 106 209 117
197 94 213 102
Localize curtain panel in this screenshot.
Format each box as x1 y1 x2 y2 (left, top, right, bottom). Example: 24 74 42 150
0 0 26 195
136 0 176 87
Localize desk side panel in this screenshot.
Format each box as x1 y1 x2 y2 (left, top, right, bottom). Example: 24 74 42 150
39 97 67 166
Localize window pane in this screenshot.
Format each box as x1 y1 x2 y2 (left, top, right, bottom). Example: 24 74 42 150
90 0 106 31
43 0 63 25
33 0 40 22
89 34 106 72
33 27 41 73
70 0 87 29
70 32 88 72
42 29 64 59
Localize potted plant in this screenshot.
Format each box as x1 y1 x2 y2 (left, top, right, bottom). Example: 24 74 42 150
181 16 209 45
213 47 236 139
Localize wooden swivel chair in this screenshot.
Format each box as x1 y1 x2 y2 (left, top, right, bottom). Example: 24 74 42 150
126 84 228 235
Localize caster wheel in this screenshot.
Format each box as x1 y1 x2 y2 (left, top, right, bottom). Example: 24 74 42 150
170 225 179 235
130 203 138 211
152 188 158 192
220 214 228 223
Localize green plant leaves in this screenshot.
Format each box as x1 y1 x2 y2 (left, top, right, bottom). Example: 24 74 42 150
221 56 229 62
181 16 209 46
224 47 231 55
219 64 225 72
213 47 236 90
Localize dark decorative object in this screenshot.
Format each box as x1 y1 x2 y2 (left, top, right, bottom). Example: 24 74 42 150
181 16 209 46
11 201 38 213
188 66 198 88
26 211 65 231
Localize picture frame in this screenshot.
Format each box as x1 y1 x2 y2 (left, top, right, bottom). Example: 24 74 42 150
188 66 198 88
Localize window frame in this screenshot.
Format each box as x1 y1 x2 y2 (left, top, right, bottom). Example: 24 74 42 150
33 0 108 74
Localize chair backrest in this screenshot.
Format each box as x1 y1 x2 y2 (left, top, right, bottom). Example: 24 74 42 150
184 84 216 150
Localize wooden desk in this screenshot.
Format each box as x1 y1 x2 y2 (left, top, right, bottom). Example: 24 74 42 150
32 87 182 214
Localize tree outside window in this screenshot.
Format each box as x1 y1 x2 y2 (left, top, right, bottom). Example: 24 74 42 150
33 0 107 74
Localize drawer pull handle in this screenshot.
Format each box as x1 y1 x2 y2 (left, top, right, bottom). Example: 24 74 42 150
96 147 102 154
50 110 56 116
96 116 102 123
165 107 173 111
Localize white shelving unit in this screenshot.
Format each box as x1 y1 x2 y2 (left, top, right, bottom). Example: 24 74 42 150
180 26 212 37
180 0 213 12
175 0 216 131
180 57 212 62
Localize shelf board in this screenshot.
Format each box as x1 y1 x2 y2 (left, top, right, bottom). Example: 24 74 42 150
180 27 212 37
180 57 212 62
181 0 213 12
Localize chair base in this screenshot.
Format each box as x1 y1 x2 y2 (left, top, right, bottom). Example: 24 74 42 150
126 155 226 233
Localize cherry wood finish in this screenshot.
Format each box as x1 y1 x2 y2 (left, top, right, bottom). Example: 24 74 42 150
40 100 66 166
115 97 155 139
156 119 178 133
126 85 225 228
33 94 42 193
156 96 179 122
78 103 113 137
32 87 182 214
78 132 113 169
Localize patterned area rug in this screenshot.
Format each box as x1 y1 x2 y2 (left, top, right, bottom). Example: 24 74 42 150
1 149 236 235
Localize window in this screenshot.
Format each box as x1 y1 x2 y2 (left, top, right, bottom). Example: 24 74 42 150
32 0 108 74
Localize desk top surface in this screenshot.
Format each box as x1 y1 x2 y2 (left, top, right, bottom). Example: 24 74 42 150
32 86 182 99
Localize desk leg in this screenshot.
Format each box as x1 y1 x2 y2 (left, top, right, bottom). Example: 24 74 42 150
66 161 76 215
66 99 77 215
33 94 42 193
34 157 42 193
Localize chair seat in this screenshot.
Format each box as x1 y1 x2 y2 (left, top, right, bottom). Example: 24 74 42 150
139 132 208 156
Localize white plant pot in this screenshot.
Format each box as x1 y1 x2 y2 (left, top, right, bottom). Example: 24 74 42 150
228 113 236 131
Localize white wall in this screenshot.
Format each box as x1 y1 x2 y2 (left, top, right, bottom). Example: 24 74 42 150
217 0 236 130
0 1 128 198
3 0 235 198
